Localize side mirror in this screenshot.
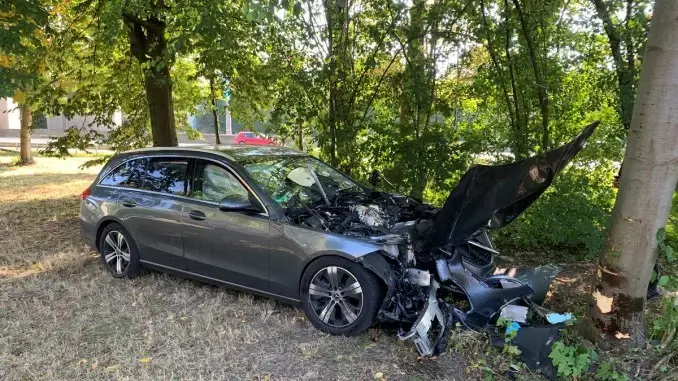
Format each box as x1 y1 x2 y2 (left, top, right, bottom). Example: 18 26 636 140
218 194 264 213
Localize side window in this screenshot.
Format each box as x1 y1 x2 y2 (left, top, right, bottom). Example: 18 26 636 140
245 132 255 138
100 158 148 189
142 158 189 195
190 161 250 203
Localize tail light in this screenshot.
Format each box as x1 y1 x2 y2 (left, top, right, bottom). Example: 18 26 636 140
81 187 91 200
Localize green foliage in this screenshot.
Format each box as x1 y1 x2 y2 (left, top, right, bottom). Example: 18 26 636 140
0 0 49 97
665 192 678 249
650 296 678 351
656 227 678 290
549 341 596 380
651 226 678 353
495 162 617 257
594 361 630 381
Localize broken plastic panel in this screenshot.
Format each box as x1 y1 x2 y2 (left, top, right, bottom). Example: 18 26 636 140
397 280 447 357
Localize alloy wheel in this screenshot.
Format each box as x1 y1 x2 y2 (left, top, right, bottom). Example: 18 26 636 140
308 266 364 328
102 230 131 275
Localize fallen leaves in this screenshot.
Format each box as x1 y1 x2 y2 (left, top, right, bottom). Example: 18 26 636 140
139 357 153 364
105 364 121 372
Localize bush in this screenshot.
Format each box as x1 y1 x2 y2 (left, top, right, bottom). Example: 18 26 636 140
494 162 617 258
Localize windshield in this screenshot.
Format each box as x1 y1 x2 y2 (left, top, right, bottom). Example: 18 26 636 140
240 156 359 208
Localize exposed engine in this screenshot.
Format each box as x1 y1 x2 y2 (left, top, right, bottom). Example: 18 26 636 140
284 189 436 257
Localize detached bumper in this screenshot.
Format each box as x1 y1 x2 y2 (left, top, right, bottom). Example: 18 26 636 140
397 280 450 357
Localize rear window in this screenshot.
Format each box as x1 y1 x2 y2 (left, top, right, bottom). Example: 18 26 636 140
141 158 189 195
99 158 148 189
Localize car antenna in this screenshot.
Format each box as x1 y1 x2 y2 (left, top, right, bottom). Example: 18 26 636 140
307 163 330 206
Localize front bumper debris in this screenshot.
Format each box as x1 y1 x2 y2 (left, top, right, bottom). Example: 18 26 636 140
396 280 448 357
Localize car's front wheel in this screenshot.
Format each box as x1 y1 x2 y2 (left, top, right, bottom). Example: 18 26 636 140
300 256 383 336
98 223 143 279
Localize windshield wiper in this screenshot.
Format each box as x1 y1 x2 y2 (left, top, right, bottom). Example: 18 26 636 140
307 163 330 206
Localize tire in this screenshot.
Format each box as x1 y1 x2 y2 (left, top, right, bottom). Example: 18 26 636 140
98 223 143 279
238 141 246 144
300 256 383 336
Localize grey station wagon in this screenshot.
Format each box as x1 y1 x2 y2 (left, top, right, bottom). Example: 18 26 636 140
80 124 597 362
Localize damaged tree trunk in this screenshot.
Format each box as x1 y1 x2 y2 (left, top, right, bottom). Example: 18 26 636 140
591 0 678 347
124 12 178 147
19 105 33 165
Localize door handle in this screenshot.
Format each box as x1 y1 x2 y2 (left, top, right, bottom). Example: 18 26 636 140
121 199 137 207
188 210 206 221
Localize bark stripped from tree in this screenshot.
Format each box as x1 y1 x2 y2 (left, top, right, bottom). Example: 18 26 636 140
591 0 678 347
19 105 33 165
123 12 178 147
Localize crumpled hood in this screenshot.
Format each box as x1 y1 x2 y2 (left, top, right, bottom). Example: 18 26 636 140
422 121 599 250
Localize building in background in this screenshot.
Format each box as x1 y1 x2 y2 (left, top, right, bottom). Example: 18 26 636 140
1 97 267 140
0 97 121 135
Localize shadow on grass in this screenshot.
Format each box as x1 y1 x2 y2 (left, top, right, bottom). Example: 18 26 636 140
0 172 95 190
0 194 91 269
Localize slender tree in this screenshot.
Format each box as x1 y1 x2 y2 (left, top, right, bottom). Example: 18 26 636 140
209 77 222 145
591 0 678 346
19 104 34 165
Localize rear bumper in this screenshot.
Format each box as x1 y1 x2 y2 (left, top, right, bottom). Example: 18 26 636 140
79 213 97 250
80 223 97 250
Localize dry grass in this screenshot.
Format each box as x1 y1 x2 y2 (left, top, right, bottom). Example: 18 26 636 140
0 154 479 381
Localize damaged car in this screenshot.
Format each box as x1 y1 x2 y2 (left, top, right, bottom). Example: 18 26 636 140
81 122 599 374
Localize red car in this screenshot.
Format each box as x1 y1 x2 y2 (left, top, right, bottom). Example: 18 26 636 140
233 131 278 145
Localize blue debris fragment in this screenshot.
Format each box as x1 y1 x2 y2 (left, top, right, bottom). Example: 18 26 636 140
505 321 521 336
545 312 572 324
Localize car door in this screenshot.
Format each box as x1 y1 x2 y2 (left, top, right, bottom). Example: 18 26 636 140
114 157 189 270
181 158 272 291
244 132 259 145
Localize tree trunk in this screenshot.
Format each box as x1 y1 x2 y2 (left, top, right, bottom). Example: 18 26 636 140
502 0 527 159
511 0 549 151
19 105 33 165
297 121 304 151
591 0 678 347
591 0 637 131
143 67 178 147
124 12 178 147
209 77 221 145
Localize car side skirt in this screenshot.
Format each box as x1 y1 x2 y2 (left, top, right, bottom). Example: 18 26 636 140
140 260 301 305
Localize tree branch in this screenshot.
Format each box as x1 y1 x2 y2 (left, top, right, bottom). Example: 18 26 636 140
591 0 623 68
511 0 549 151
358 46 403 127
479 0 515 131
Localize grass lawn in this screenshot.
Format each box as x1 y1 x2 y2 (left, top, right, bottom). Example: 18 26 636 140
0 154 477 381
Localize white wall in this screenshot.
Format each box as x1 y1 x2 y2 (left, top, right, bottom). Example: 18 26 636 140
1 97 122 131
0 98 21 130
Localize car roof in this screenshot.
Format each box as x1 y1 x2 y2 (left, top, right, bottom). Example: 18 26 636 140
121 144 308 163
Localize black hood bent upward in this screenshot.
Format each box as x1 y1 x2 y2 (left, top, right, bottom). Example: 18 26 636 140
422 121 600 251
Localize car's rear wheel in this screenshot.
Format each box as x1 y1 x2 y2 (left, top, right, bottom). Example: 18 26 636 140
238 141 246 144
99 223 143 279
300 256 383 336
